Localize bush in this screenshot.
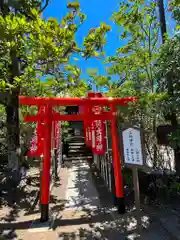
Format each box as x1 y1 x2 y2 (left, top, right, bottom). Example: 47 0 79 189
123 167 180 204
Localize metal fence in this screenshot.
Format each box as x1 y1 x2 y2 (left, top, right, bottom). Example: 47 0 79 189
94 151 113 192
51 123 63 180
93 121 116 196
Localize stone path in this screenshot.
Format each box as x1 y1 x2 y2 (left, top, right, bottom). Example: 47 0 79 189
0 158 179 239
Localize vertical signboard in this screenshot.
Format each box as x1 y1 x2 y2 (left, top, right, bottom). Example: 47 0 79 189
121 126 145 232
27 107 46 157
28 125 38 157
28 121 44 157
83 92 106 155
54 121 60 149
122 128 144 166
86 125 93 147
92 119 106 155
91 96 106 155
81 101 92 147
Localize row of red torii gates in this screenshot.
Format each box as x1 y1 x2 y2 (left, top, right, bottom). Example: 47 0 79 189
20 92 136 222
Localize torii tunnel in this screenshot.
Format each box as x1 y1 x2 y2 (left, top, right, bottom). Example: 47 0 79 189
19 94 136 222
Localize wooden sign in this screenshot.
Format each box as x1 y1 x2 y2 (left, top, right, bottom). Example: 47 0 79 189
90 92 106 155
121 127 145 166
28 122 44 157
120 126 145 232
28 126 38 156
92 120 106 155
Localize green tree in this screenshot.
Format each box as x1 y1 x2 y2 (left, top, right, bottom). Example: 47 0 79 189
109 0 159 92
86 68 110 92
156 0 180 173
168 0 180 28
0 2 111 170
106 0 180 171
0 0 50 16
106 0 167 168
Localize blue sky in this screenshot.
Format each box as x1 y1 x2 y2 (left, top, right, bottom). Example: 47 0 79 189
43 0 124 80
43 0 176 82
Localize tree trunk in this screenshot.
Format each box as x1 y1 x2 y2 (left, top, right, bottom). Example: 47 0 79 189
158 0 167 44
6 90 20 170
5 45 21 170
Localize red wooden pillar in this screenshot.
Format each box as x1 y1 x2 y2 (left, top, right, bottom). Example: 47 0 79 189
110 104 125 214
37 106 46 157
40 104 52 222
84 94 93 147
52 119 55 149
84 105 90 146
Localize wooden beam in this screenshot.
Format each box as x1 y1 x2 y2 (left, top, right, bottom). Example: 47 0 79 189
19 96 137 106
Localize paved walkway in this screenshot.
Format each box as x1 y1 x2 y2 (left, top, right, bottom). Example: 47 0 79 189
0 159 177 239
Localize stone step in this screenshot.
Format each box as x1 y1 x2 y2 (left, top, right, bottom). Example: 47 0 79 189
68 142 85 146
64 156 92 161
67 154 88 158
66 137 85 143
69 145 85 149
68 148 85 152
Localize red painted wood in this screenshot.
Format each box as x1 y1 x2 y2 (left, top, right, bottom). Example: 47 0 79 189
20 93 137 209
54 121 60 149
90 93 106 155
41 105 52 205
24 112 113 122
110 104 124 198
28 107 45 157
19 96 137 106
93 120 106 155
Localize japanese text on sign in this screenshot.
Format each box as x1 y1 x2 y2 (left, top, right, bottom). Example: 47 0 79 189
122 128 143 165
28 127 38 156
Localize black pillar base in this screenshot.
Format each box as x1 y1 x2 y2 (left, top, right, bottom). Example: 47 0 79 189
40 204 49 222
117 197 125 214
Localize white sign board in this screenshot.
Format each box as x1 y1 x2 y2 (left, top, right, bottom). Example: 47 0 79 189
122 127 143 165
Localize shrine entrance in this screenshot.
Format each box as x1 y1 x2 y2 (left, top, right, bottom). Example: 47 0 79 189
19 93 136 222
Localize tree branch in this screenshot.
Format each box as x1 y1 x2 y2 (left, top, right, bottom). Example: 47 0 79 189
17 8 36 21
39 0 50 13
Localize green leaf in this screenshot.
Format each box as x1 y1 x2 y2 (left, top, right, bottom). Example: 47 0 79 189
73 57 79 61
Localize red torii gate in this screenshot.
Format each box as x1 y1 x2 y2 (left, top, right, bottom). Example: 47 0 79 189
19 95 136 222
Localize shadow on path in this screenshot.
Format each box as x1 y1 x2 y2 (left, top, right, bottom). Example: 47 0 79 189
55 159 171 240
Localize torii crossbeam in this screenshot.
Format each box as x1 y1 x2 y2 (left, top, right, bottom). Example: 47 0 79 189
19 95 136 222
